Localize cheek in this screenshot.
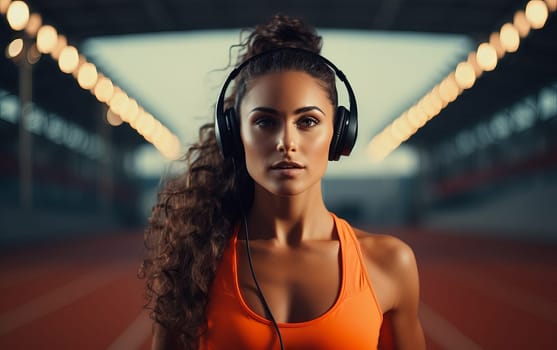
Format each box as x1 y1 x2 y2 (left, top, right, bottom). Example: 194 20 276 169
240 125 267 173
240 123 262 154
309 128 334 156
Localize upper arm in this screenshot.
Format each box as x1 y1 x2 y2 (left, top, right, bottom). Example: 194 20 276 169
379 240 425 350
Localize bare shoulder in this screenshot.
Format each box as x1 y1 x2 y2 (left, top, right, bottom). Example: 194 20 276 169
353 228 425 349
353 227 418 277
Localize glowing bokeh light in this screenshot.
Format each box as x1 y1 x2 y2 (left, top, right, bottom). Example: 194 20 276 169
455 61 476 89
77 62 98 89
476 43 498 71
405 108 425 129
135 111 156 136
36 25 58 53
544 0 557 12
71 56 86 79
106 109 123 126
432 85 448 109
525 0 549 29
93 76 114 103
439 74 460 103
143 119 163 142
58 45 79 73
499 23 520 53
489 32 506 58
419 94 440 120
366 139 384 163
109 90 130 116
156 133 182 160
146 120 163 142
427 90 444 117
24 12 41 37
513 11 531 37
26 43 41 64
6 1 29 31
396 114 417 138
466 52 484 78
121 98 139 123
128 107 143 129
6 38 23 58
0 0 12 15
50 35 67 60
150 121 165 140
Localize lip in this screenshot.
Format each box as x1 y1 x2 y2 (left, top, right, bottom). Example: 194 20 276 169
270 160 305 170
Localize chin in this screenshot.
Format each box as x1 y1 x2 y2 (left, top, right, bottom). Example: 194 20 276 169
254 179 321 198
260 184 304 197
249 168 326 198
273 188 306 197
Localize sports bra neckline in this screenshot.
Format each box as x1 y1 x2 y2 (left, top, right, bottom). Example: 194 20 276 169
231 213 347 328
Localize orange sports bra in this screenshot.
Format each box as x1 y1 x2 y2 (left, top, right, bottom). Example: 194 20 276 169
199 213 383 349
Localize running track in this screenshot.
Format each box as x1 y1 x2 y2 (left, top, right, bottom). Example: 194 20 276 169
0 229 555 349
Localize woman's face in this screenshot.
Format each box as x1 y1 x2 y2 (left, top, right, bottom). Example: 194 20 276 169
239 70 334 197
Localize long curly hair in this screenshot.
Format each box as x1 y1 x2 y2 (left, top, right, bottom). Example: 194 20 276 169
139 14 338 349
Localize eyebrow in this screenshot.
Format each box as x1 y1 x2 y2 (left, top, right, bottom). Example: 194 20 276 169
249 106 325 115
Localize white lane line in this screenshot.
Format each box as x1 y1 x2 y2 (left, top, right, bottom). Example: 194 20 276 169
419 302 484 350
106 311 152 350
0 266 127 335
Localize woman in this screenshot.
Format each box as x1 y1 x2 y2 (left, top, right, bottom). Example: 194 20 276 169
141 15 425 350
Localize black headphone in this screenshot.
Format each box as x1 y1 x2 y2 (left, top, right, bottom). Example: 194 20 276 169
215 47 358 161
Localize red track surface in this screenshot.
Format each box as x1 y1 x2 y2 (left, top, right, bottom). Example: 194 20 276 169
0 229 555 349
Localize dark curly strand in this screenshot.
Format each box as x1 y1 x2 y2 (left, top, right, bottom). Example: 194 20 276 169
140 14 337 350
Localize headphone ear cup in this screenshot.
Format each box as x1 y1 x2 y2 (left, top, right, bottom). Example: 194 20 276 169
343 106 358 156
329 106 348 161
216 107 243 159
227 108 244 159
215 108 227 157
215 107 231 158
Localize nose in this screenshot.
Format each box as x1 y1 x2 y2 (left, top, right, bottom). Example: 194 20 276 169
276 123 297 153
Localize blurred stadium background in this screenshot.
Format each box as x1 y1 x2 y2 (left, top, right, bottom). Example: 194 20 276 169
1 0 556 349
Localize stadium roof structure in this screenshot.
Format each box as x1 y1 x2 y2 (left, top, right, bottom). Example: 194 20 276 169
1 0 555 149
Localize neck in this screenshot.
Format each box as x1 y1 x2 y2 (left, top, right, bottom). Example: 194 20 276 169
245 183 334 245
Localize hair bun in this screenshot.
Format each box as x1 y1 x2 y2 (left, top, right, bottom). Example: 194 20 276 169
242 14 322 60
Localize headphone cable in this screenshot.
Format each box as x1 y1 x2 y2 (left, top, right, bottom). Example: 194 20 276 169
240 210 285 350
231 140 285 350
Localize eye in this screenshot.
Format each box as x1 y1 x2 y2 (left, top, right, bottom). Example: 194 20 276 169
297 116 319 129
254 117 277 129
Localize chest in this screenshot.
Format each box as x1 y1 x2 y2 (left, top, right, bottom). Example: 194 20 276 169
235 240 342 323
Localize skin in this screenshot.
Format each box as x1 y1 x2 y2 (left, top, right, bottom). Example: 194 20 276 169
152 70 425 349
